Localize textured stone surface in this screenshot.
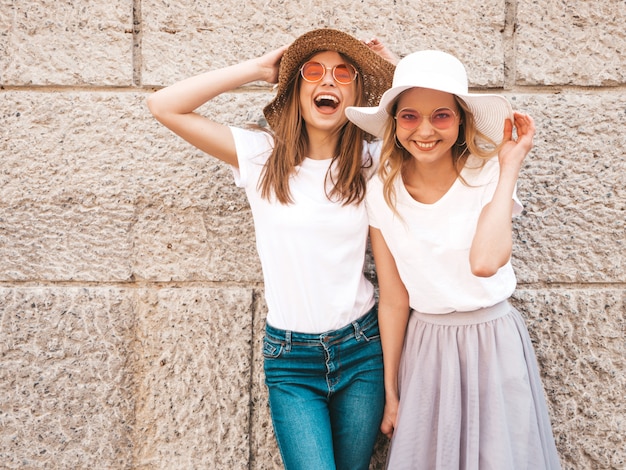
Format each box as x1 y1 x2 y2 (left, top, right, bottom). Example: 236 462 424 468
0 287 135 469
141 0 508 87
516 0 626 85
0 91 265 283
249 295 283 470
132 287 254 468
0 0 133 86
512 289 625 470
508 92 626 284
0 0 624 468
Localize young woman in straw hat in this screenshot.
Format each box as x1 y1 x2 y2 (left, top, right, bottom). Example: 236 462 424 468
346 50 561 469
148 29 396 470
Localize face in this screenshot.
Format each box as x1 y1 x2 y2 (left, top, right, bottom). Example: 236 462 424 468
394 87 461 166
298 51 358 133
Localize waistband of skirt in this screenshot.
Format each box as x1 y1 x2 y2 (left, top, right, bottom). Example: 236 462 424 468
265 304 378 344
410 300 512 326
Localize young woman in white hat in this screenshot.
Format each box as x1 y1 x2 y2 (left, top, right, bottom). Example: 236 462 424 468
148 29 396 470
346 50 561 469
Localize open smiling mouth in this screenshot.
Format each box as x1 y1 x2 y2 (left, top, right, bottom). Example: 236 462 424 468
314 94 339 110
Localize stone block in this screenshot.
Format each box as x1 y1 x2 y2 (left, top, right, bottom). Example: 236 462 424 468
0 201 135 282
512 288 625 470
248 294 282 470
0 91 267 282
506 92 626 283
132 286 254 469
0 287 135 469
0 0 133 86
141 0 507 88
516 0 626 86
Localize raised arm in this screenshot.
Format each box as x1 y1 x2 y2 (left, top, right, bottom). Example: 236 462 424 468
469 112 535 277
362 37 400 65
147 46 287 168
370 226 410 439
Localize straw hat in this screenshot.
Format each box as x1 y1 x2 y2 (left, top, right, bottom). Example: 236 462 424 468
263 28 395 129
345 50 513 144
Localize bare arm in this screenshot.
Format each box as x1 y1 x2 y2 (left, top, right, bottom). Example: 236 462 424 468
146 46 287 168
370 227 410 438
469 113 535 277
362 37 400 65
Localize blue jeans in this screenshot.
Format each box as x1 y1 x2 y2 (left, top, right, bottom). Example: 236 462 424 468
263 306 384 470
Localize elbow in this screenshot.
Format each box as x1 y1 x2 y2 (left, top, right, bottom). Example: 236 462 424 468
469 243 511 278
470 254 508 278
470 262 500 278
146 92 169 121
146 93 160 118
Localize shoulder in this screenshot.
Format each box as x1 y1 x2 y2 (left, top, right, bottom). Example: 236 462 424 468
362 139 382 179
461 155 499 185
230 126 274 163
365 173 389 209
230 126 274 148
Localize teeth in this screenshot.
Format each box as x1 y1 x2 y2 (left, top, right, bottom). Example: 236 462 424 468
315 94 338 103
415 141 436 149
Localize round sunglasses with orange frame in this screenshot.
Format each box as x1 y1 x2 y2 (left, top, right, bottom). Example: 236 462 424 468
300 61 359 85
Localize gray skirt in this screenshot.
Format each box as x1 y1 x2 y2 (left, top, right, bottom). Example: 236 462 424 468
387 301 561 470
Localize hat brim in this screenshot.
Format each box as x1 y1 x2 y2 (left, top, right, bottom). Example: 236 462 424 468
263 29 395 129
346 87 513 144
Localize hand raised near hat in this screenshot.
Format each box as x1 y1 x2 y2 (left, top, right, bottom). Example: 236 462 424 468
362 37 400 65
470 112 535 277
256 46 289 84
498 112 535 178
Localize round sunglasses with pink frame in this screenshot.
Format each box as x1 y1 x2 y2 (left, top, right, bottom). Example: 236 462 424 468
395 107 459 130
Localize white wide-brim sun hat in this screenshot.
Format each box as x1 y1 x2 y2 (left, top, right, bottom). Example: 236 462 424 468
345 50 513 144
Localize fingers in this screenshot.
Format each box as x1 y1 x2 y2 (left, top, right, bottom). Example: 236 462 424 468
363 37 381 47
380 420 394 439
512 113 536 151
362 37 400 65
513 112 534 130
503 112 535 144
379 403 398 439
503 115 514 141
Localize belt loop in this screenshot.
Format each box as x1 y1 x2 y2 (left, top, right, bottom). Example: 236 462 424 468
285 330 292 352
352 319 363 340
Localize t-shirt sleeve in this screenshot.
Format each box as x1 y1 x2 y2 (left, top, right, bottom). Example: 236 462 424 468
229 126 274 188
365 175 385 229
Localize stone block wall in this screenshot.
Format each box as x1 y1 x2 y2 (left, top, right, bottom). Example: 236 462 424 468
1 1 624 469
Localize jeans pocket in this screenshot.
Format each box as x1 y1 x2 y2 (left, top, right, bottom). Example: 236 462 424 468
359 330 381 342
262 336 285 359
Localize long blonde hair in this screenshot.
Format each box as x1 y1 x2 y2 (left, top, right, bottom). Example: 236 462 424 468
379 94 502 214
259 55 372 206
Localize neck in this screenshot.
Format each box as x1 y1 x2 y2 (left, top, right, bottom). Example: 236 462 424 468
402 157 458 204
306 129 340 160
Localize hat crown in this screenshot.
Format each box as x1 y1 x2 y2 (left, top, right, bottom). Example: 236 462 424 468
393 50 469 96
263 28 395 129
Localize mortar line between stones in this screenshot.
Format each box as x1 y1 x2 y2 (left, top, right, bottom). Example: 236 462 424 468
247 289 259 469
5 84 626 94
503 0 518 89
0 281 267 289
132 0 142 86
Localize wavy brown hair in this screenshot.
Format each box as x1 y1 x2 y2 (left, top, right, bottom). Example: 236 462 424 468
258 54 373 206
379 93 503 214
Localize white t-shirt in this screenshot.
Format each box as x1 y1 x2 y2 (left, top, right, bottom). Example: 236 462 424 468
367 156 522 314
230 126 378 333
